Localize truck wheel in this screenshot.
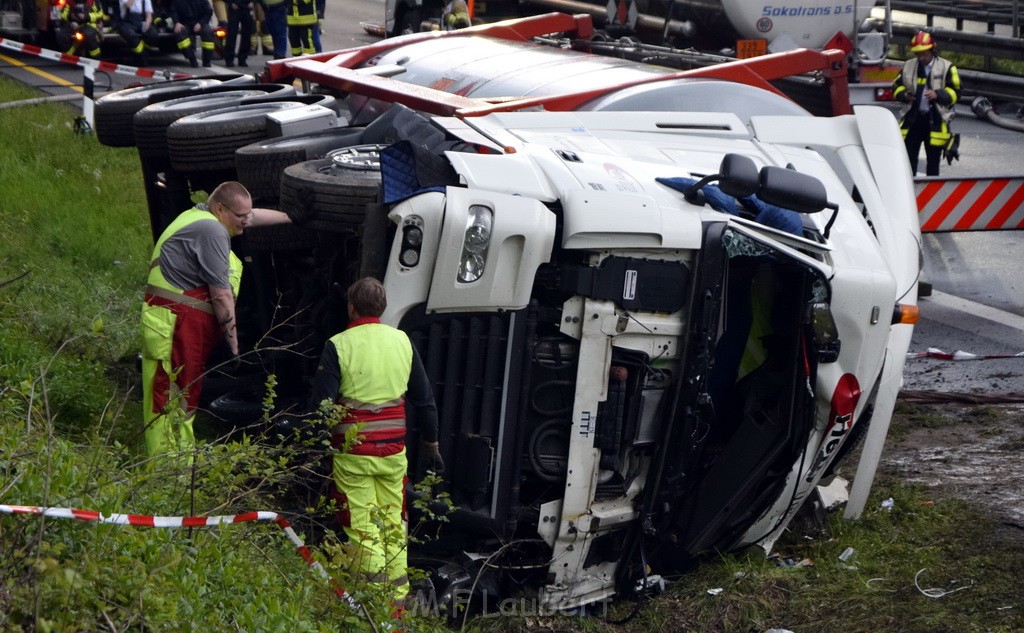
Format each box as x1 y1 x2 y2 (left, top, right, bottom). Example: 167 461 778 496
135 89 283 161
166 102 307 174
279 146 384 233
95 78 224 147
235 127 366 203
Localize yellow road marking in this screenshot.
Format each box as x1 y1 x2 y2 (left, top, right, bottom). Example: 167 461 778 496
0 52 83 93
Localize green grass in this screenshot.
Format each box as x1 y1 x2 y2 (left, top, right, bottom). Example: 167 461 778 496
0 78 151 439
3 75 1024 632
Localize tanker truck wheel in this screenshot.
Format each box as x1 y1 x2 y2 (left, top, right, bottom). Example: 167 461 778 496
95 75 259 148
235 127 366 203
166 101 308 174
278 145 384 234
134 86 293 162
95 78 225 147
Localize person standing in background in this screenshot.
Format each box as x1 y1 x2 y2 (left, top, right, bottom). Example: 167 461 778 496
892 31 962 176
223 0 255 66
286 0 318 56
258 0 289 59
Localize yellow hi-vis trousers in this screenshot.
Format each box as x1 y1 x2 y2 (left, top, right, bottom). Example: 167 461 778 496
142 356 196 456
333 450 410 599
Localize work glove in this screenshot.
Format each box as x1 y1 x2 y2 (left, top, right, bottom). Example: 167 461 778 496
422 441 444 476
284 187 316 225
943 133 961 165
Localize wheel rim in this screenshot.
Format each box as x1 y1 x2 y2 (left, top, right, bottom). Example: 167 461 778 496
327 144 387 173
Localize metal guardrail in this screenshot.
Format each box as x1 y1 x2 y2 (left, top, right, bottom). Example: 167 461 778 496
890 0 1021 36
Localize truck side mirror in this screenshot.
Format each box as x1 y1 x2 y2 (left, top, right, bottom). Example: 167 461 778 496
717 154 759 198
756 166 830 214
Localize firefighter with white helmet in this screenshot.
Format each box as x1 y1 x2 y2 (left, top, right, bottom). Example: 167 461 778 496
892 31 962 176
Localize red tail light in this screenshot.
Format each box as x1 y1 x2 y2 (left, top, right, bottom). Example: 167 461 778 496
874 87 895 102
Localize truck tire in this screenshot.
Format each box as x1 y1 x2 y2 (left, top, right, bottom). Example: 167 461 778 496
240 92 342 116
235 127 366 202
166 102 308 173
134 89 279 161
279 146 383 234
95 78 225 147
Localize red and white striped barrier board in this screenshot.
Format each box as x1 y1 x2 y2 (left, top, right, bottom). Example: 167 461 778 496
916 177 1024 232
0 503 361 611
0 36 194 80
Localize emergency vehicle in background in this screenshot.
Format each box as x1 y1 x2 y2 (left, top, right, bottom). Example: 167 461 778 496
95 12 921 613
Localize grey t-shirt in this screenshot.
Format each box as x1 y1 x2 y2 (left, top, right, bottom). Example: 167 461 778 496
157 207 231 291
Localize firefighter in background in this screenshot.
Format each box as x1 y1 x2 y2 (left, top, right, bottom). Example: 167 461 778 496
170 0 215 67
222 0 254 66
250 2 273 56
307 277 443 603
256 0 287 58
56 0 105 58
441 0 470 30
118 0 158 66
892 31 962 176
285 0 319 56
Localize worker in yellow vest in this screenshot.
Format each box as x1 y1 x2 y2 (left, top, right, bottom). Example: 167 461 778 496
308 277 443 603
141 182 301 456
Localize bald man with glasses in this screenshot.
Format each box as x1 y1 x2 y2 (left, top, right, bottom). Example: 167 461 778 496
141 181 306 456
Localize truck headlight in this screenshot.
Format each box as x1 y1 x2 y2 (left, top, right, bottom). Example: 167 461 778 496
457 205 492 283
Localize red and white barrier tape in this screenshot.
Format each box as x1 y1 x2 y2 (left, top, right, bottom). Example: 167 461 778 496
0 36 194 80
0 503 360 611
907 347 1024 361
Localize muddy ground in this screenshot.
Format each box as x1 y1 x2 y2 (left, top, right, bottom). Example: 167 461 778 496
867 400 1024 544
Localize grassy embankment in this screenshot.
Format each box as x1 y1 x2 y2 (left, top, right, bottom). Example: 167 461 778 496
1 76 1023 632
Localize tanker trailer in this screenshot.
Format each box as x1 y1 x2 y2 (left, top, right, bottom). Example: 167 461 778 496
381 0 896 107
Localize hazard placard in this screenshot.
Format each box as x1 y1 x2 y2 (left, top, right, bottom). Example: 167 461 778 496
736 39 767 59
916 177 1024 232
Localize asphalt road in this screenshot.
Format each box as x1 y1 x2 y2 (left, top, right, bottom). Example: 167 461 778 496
2 0 1024 392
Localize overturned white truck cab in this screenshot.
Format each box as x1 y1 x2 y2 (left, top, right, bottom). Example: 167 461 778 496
188 13 923 610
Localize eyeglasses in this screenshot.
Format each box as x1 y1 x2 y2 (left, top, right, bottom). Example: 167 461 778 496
219 202 253 221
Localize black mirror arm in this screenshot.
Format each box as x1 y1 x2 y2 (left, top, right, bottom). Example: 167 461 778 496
823 202 840 239
683 173 721 205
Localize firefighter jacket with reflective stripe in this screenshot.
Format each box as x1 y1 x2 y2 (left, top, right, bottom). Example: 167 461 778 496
62 0 104 26
287 0 317 26
894 56 960 124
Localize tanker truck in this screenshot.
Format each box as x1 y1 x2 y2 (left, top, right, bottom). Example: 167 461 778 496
98 11 921 612
381 0 898 108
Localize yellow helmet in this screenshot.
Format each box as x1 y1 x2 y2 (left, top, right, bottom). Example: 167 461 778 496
910 31 935 53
